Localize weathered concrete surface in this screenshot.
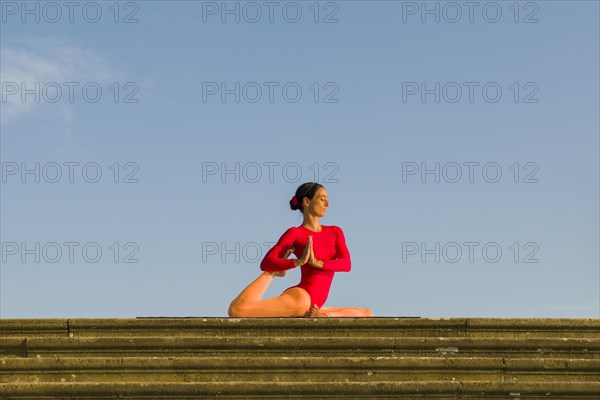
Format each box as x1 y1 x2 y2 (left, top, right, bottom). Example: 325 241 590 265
1 381 599 398
1 318 598 399
4 317 598 337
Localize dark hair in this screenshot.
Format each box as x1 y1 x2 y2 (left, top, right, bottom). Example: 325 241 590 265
290 182 324 212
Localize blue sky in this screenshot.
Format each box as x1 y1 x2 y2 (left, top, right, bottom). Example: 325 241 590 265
1 0 598 318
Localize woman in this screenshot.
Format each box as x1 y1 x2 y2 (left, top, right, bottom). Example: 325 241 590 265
228 182 373 318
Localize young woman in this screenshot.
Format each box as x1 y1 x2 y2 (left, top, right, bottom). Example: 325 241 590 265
228 182 373 318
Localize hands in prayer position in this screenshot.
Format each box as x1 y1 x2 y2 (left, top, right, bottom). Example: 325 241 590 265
276 236 322 278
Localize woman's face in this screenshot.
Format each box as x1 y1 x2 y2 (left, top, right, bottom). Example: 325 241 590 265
305 187 329 217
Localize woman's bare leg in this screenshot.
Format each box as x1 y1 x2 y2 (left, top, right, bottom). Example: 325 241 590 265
228 272 311 317
308 305 374 317
229 271 276 307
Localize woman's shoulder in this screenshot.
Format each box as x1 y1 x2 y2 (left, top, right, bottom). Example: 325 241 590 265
278 226 301 237
327 225 344 233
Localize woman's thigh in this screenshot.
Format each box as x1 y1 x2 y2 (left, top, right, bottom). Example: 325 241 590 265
234 289 311 317
282 287 312 310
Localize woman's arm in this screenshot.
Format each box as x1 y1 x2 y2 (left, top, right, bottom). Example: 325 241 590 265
316 226 352 272
260 228 298 272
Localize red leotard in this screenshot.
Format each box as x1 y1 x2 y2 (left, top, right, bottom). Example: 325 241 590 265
260 225 351 308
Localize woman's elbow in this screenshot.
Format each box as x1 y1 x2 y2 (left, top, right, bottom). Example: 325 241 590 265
259 260 269 272
260 259 282 272
345 260 352 272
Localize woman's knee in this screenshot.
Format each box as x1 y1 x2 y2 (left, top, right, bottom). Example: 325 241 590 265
228 300 245 317
227 302 238 317
229 302 257 318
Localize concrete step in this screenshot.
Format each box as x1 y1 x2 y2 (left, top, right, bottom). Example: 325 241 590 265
1 381 599 399
1 318 598 399
2 356 598 383
2 336 598 358
2 317 598 339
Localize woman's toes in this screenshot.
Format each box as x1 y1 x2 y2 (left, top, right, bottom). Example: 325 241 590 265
304 304 319 318
303 305 316 317
308 305 326 318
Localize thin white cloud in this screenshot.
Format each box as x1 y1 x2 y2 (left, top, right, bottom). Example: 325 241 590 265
1 36 122 127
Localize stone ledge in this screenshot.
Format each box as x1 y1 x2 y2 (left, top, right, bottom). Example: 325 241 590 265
2 318 598 399
1 381 599 397
2 317 598 337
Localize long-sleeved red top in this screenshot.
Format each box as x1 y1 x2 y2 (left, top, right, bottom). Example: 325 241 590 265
260 225 351 308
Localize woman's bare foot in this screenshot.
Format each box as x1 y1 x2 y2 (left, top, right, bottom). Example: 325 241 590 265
267 248 292 278
304 304 330 318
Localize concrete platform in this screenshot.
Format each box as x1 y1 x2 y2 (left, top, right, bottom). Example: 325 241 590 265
1 317 598 399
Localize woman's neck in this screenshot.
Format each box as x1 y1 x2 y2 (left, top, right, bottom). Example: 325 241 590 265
301 216 322 232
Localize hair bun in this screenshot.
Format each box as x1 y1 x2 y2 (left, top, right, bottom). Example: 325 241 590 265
290 195 299 208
